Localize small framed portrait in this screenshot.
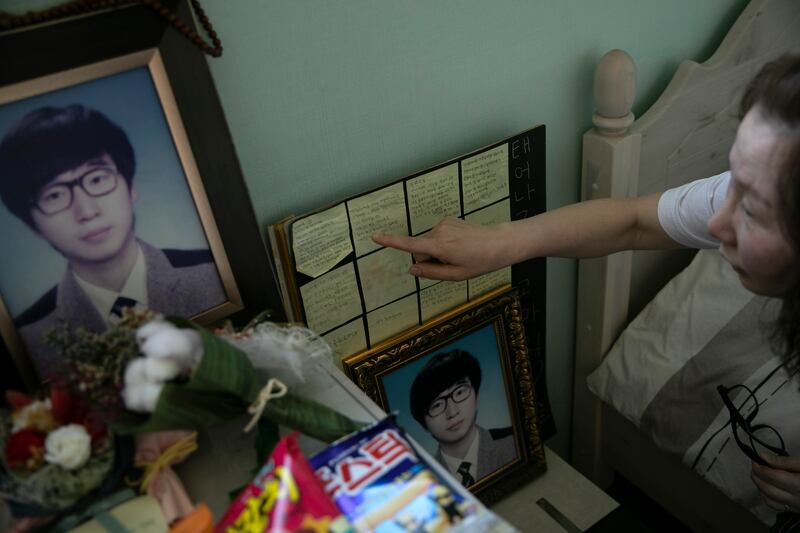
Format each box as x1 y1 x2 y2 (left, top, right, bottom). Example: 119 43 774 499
342 286 547 504
0 7 283 389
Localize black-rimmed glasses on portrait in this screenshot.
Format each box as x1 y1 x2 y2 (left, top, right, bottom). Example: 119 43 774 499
32 166 120 215
427 382 473 418
717 383 789 466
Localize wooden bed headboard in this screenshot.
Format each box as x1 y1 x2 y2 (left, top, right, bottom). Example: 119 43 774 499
571 0 800 483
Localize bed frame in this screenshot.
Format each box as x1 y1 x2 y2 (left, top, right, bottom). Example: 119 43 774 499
571 0 800 531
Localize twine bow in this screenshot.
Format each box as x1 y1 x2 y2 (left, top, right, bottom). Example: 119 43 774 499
244 378 288 433
135 432 199 493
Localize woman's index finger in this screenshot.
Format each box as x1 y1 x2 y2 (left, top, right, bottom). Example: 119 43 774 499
372 233 432 255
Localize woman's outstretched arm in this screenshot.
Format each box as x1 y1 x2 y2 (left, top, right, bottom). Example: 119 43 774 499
372 192 681 281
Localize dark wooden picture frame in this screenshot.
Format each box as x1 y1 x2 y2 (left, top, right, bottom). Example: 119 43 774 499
342 286 547 505
0 2 284 390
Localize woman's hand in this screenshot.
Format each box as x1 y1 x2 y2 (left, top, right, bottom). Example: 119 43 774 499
372 217 513 281
751 454 800 513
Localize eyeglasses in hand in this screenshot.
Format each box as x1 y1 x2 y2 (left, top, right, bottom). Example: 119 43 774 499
717 383 789 466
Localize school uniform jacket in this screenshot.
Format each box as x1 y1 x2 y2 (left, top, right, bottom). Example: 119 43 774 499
435 425 517 481
15 240 226 379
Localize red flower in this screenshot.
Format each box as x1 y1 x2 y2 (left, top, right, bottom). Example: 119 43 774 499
5 428 45 468
82 412 108 442
49 386 73 425
49 385 106 442
5 390 32 410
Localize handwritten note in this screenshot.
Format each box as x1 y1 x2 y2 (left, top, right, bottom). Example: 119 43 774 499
357 247 416 312
420 280 467 323
323 319 367 369
462 144 508 214
406 163 460 235
300 263 362 334
468 268 512 299
347 183 408 257
464 198 510 226
367 294 419 345
293 203 352 278
418 275 438 290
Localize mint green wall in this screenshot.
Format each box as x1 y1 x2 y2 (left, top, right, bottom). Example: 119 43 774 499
1 0 748 458
200 0 747 457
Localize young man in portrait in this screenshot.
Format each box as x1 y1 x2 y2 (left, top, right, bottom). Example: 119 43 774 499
409 348 517 487
0 104 225 379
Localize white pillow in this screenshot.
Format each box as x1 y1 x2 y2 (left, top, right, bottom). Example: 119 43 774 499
587 249 797 525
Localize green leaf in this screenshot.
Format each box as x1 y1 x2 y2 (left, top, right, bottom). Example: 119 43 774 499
261 393 365 443
180 320 264 404
113 318 364 443
113 320 261 434
113 386 247 434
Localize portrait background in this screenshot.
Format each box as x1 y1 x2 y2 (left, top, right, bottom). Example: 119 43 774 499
382 323 513 454
0 67 213 317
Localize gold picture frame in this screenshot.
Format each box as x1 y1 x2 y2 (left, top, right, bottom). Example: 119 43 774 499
0 4 284 390
342 285 547 504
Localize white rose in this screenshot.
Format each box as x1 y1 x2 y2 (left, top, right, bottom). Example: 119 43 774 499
44 424 92 470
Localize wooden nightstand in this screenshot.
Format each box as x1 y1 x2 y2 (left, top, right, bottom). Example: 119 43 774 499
491 447 619 532
180 361 620 532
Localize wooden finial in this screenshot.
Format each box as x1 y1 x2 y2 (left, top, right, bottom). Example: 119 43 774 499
592 49 636 135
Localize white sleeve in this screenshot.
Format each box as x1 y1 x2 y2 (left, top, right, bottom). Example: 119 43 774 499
656 171 730 249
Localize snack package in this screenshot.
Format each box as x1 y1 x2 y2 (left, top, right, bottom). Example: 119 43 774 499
215 433 352 533
309 416 487 533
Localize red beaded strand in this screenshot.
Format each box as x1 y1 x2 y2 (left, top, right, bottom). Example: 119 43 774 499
0 0 222 57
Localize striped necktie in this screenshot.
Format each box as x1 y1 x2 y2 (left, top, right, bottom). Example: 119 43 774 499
456 461 474 487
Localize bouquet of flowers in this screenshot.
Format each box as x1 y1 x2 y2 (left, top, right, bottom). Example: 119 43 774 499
43 309 363 459
112 314 364 462
0 386 132 519
2 309 364 529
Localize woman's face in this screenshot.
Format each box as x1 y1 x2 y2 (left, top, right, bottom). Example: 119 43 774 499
708 108 798 296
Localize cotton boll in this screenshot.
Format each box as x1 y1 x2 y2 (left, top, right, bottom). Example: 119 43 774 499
137 383 163 412
121 384 144 411
135 319 176 349
122 382 163 412
142 357 181 382
140 328 202 369
124 357 150 387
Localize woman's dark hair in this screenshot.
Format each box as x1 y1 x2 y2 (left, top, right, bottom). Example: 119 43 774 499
409 349 481 427
740 54 800 362
0 104 135 228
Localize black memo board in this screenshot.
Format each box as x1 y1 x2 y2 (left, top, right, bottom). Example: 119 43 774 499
0 1 286 391
508 127 552 439
282 125 553 440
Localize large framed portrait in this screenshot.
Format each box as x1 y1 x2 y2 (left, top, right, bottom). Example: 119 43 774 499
0 3 284 389
342 286 547 504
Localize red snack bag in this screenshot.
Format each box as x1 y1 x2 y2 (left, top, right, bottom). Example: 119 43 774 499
216 433 352 533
